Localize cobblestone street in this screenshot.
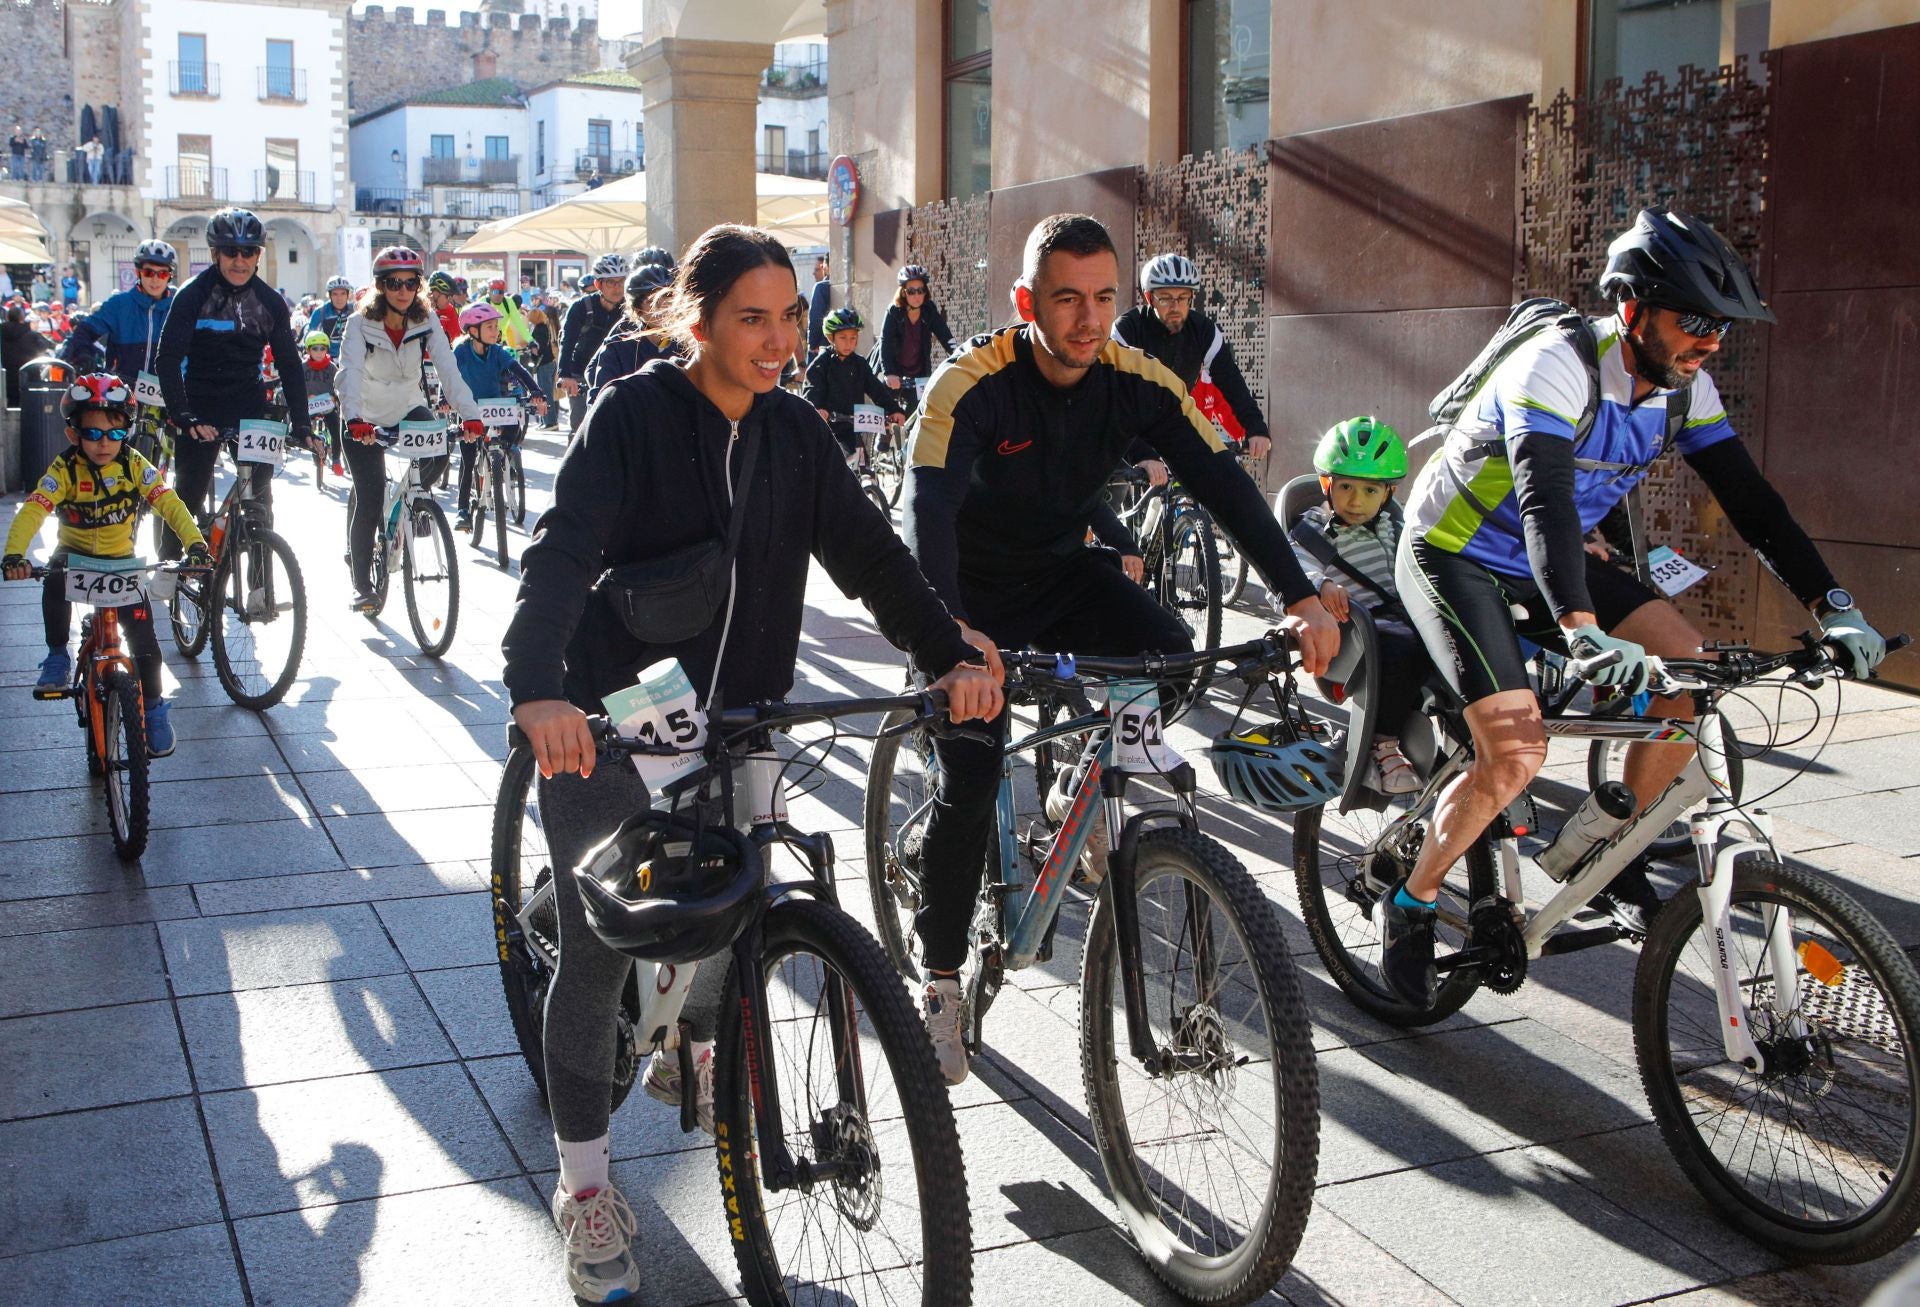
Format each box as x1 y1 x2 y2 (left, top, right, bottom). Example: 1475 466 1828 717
2 432 1915 1304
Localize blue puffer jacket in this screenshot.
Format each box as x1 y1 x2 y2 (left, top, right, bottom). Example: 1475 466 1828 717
451 336 544 403
60 287 175 384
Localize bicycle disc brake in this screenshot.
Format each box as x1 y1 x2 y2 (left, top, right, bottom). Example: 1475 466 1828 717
811 1103 884 1230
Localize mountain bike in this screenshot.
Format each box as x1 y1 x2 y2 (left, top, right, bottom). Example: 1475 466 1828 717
491 692 973 1307
1112 467 1224 672
1296 634 1920 1262
866 635 1319 1304
466 400 522 571
21 555 199 859
855 404 907 508
350 420 459 658
166 427 307 711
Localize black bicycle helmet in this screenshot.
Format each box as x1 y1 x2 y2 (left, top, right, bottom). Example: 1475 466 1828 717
428 271 457 295
1598 207 1775 323
624 264 673 300
634 245 676 271
822 306 864 334
206 207 265 247
1208 722 1342 813
572 811 764 963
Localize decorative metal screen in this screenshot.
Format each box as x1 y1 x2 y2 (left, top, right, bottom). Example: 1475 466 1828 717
1518 60 1772 638
903 193 991 341
1135 146 1269 426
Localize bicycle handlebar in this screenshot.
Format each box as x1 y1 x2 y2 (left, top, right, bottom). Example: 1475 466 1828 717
1563 631 1911 693
510 689 957 762
21 559 207 582
1001 632 1295 685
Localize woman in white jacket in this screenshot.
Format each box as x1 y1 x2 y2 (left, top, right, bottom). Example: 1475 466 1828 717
336 247 483 611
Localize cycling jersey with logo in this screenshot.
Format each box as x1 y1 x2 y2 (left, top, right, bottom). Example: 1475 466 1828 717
152 265 306 428
1403 315 1734 578
5 445 201 559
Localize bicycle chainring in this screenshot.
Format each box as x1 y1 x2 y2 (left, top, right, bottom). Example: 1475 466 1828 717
1470 899 1529 994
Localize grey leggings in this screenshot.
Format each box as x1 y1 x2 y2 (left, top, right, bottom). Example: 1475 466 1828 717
539 763 731 1144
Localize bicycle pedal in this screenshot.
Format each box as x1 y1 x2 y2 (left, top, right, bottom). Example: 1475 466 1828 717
31 686 72 701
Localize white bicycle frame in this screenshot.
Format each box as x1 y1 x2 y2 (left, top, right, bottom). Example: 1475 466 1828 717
379 445 441 572
515 753 789 1052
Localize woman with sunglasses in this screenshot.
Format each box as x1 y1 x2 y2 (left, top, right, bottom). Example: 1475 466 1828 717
335 247 484 613
151 208 317 561
59 240 178 389
878 262 954 394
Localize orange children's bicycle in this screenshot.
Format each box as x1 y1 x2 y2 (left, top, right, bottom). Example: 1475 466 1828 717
26 556 194 860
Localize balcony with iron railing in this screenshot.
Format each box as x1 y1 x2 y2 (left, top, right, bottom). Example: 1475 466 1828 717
352 185 527 219
258 66 307 103
762 54 826 96
758 151 828 180
254 169 318 206
170 61 220 97
573 149 642 178
420 155 523 186
165 165 227 202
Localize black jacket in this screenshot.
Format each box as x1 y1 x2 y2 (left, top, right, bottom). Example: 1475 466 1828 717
879 301 954 379
584 323 678 404
153 267 307 432
1111 306 1267 438
803 348 905 418
557 293 622 381
503 360 976 711
902 326 1313 621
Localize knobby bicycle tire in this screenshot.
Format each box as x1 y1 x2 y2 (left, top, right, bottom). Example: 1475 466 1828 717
1081 826 1318 1304
713 894 973 1307
100 667 150 860
490 745 638 1113
210 526 306 711
404 498 460 659
1634 856 1920 1262
1292 804 1484 1027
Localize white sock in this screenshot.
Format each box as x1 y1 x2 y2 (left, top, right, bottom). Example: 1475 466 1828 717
555 1134 610 1197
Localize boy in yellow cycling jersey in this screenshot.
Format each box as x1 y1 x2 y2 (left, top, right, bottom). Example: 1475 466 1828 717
2 374 210 756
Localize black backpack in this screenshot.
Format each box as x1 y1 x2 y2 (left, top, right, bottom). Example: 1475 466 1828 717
1420 297 1691 525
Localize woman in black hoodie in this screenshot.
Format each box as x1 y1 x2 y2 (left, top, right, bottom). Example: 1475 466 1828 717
501 224 1001 1304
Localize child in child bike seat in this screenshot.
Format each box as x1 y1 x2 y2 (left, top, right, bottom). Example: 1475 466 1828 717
1286 417 1427 795
2 374 210 757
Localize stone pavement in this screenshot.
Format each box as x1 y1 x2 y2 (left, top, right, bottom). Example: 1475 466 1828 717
1 430 1917 1305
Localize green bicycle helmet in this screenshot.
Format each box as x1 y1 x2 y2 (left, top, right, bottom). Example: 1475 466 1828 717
823 307 864 335
1208 721 1342 813
303 329 331 349
1314 416 1407 482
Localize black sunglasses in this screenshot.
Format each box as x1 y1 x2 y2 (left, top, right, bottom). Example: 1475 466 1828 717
903 286 927 296
214 244 262 260
379 277 422 292
1671 309 1734 340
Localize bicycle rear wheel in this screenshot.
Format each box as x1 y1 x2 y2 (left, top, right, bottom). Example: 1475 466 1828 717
490 745 638 1112
211 526 306 711
863 709 934 979
1292 803 1484 1026
1634 857 1920 1262
714 895 973 1307
1080 826 1317 1304
99 667 150 860
403 497 460 658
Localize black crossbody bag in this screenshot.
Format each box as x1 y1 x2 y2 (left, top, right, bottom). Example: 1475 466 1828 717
595 421 762 645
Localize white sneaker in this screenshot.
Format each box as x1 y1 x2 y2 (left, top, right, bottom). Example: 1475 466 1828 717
922 976 969 1085
1369 737 1421 795
1043 766 1109 884
641 1042 715 1135
244 584 270 620
550 1183 641 1303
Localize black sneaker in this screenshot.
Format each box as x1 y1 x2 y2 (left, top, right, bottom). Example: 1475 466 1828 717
1372 881 1439 1007
1594 859 1665 936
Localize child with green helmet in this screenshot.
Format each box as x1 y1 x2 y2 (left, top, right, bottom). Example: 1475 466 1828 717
302 328 343 481
1291 415 1425 794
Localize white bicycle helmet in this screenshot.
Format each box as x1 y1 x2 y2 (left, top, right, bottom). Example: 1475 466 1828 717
1140 253 1202 295
591 252 630 280
133 240 177 269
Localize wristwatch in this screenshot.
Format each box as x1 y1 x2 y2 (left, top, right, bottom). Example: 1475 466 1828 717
1813 587 1856 619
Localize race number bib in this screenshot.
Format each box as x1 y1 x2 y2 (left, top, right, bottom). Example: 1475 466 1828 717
390 420 448 460
851 404 886 435
235 419 287 466
134 371 166 409
478 400 522 428
1645 545 1709 597
308 391 336 416
1104 679 1185 773
65 554 147 607
601 659 709 794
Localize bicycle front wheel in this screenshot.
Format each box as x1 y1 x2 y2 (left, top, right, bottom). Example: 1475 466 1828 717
1158 513 1222 688
1080 827 1317 1304
403 497 460 658
490 745 637 1112
168 562 211 658
874 446 905 507
100 668 150 860
491 453 510 570
715 895 972 1307
211 526 306 711
1634 856 1920 1262
1217 527 1250 607
863 708 934 980
508 444 528 526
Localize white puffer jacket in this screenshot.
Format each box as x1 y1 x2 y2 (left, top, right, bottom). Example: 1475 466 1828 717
335 310 480 427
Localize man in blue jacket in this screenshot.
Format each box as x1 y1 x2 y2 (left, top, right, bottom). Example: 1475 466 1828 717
60 240 179 388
